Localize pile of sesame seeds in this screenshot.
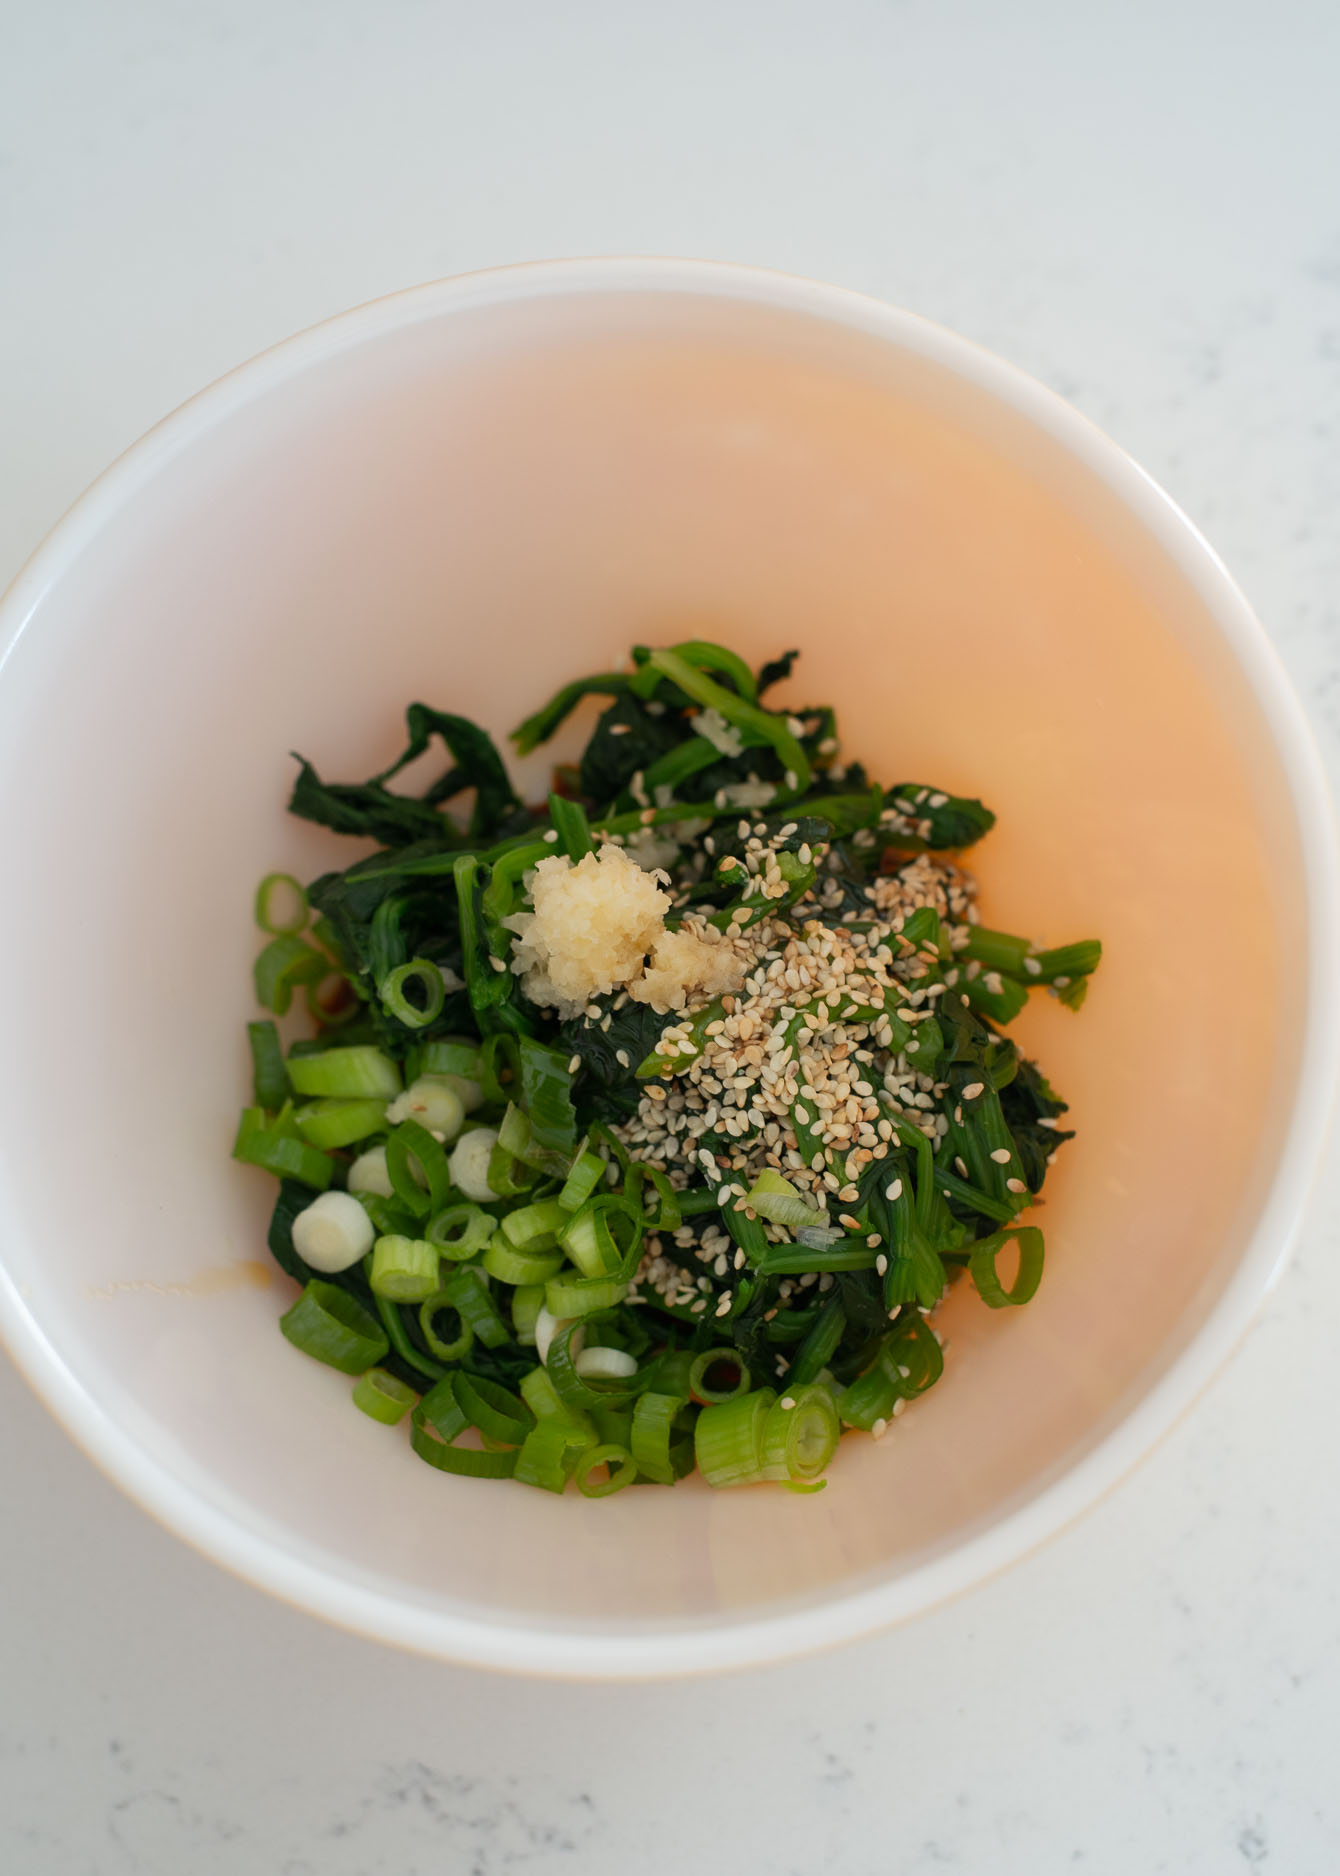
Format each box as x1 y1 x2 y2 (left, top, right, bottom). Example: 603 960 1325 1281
612 821 983 1304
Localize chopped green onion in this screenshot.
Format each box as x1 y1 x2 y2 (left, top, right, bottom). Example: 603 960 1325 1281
410 1381 517 1478
969 1226 1045 1308
512 1282 545 1344
544 1272 628 1319
558 1147 606 1213
370 1233 440 1303
559 1195 642 1280
440 1265 510 1348
387 1075 465 1141
512 1419 592 1492
694 1388 778 1488
379 957 447 1029
384 1118 453 1216
496 1103 535 1160
425 1202 494 1261
520 1365 596 1436
588 1401 634 1447
481 1237 565 1285
279 1281 388 1374
485 1137 543 1199
352 1366 417 1425
254 872 309 936
355 1191 420 1240
501 1197 567 1251
574 1345 638 1380
760 1384 840 1484
233 1107 334 1190
294 1097 388 1150
574 1443 637 1498
546 1316 645 1413
291 1189 375 1272
287 1045 403 1100
688 1349 751 1403
417 1292 472 1361
630 1391 695 1484
254 934 329 1015
886 1311 945 1395
371 1290 444 1383
454 1374 535 1447
247 1019 290 1109
413 1038 484 1080
448 1125 505 1202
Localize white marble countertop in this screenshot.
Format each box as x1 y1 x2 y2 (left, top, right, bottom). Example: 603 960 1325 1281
3 4 1338 1870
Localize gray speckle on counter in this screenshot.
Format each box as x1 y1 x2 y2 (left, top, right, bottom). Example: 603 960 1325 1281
3 4 1340 1874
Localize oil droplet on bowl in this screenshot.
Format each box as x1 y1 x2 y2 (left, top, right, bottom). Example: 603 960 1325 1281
85 1261 273 1300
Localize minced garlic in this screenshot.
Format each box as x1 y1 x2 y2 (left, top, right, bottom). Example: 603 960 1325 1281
628 922 746 1012
505 843 748 1017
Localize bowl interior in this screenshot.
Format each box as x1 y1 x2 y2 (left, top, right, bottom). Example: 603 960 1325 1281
0 276 1307 1662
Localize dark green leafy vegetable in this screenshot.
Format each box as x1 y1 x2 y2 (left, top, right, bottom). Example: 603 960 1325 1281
290 703 525 846
239 638 1101 1494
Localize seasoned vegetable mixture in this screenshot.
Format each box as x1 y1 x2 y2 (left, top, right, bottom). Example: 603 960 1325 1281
235 641 1101 1495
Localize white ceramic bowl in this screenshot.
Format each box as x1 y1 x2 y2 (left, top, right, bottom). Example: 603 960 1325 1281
0 260 1335 1679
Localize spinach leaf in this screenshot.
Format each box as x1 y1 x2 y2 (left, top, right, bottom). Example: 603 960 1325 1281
290 703 525 848
561 998 673 1125
885 782 996 851
756 650 799 698
999 1055 1074 1191
577 694 685 809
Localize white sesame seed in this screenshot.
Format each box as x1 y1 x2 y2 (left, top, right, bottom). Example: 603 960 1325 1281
871 1418 888 1438
780 1396 796 1410
1006 1177 1027 1193
567 1054 581 1074
990 1148 1011 1163
962 1082 985 1099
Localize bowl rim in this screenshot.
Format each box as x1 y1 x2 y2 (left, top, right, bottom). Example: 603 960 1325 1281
1 255 1336 1679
